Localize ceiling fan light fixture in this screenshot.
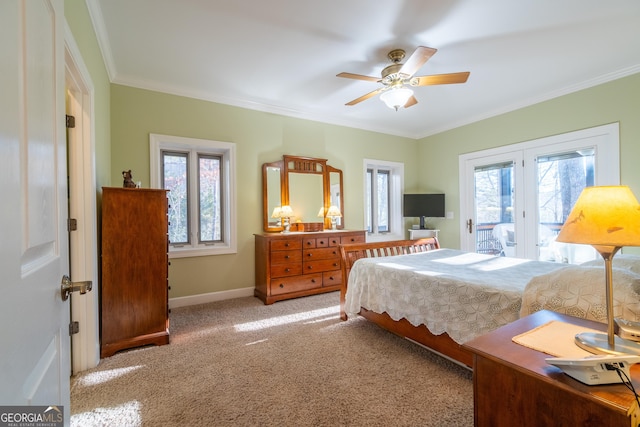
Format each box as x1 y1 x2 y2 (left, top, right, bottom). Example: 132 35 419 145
380 87 413 111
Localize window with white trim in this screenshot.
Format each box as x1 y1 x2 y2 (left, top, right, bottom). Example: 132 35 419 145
364 159 404 241
150 134 236 258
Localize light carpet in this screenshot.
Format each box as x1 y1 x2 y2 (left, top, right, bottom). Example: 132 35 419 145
70 292 473 426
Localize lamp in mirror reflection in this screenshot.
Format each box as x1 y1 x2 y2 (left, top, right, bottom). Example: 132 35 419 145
278 205 294 233
556 185 640 355
271 206 282 227
326 205 342 230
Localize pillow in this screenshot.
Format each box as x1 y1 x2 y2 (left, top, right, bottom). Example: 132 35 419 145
580 254 640 274
520 265 640 323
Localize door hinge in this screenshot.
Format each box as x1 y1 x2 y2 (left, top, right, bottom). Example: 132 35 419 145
66 114 75 128
69 321 79 335
68 218 77 231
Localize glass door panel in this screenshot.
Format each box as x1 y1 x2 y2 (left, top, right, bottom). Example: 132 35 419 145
536 149 597 263
474 161 515 257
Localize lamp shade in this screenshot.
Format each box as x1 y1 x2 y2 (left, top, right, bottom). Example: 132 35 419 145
380 87 413 111
556 186 640 247
278 205 294 218
326 205 342 218
271 207 282 218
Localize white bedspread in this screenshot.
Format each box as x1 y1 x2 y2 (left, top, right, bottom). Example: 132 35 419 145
345 248 567 344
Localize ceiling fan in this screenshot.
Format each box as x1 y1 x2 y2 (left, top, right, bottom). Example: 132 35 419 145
337 46 470 111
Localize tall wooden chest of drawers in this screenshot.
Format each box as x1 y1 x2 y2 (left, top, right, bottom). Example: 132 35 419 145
254 230 366 304
101 187 170 357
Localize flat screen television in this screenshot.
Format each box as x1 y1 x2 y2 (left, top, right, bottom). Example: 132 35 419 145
403 193 445 229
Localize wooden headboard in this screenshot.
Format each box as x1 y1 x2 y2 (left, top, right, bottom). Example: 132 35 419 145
338 237 440 320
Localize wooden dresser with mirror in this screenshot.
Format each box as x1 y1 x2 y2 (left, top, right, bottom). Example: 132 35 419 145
255 155 365 304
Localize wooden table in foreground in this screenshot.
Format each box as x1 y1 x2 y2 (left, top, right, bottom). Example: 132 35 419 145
463 310 640 427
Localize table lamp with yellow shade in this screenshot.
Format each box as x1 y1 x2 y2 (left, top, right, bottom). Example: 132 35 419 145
555 185 640 355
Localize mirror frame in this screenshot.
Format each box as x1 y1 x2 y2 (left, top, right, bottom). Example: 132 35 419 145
327 165 344 229
262 155 344 232
262 160 285 232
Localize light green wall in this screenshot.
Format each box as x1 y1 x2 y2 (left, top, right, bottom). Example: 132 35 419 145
110 85 418 297
418 73 640 249
64 0 111 191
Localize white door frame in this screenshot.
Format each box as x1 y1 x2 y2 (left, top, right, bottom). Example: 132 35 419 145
65 22 100 373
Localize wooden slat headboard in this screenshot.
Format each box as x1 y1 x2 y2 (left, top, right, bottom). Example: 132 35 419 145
338 237 440 320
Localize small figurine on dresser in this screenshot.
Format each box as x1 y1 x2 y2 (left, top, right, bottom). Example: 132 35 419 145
122 170 137 188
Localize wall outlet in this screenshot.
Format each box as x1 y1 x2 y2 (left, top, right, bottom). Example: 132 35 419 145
446 211 454 219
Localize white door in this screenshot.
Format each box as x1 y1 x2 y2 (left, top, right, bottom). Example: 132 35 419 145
460 151 524 257
0 0 70 424
459 123 620 261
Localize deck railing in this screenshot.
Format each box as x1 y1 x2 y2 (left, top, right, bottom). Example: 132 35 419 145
475 222 562 256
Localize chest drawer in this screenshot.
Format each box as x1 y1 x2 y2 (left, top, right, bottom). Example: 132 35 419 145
271 273 322 296
327 236 341 247
270 263 302 278
322 270 342 287
303 258 340 273
270 250 302 265
341 234 365 245
271 239 302 251
303 247 339 260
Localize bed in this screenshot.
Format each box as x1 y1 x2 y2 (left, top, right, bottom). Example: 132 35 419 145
339 238 640 367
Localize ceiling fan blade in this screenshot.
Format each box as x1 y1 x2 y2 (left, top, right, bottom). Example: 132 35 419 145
413 72 470 86
336 72 380 83
399 46 437 77
404 96 418 108
345 88 385 106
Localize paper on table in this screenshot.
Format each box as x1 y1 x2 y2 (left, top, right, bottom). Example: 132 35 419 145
512 320 601 358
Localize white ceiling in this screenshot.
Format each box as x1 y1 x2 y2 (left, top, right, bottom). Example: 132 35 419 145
87 0 640 139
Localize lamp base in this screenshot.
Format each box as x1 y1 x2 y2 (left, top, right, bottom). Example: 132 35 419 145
575 332 640 355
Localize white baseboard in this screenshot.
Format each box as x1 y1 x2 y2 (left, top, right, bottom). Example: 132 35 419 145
169 287 255 309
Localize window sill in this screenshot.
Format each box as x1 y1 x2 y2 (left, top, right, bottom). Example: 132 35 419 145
366 232 404 243
169 245 237 258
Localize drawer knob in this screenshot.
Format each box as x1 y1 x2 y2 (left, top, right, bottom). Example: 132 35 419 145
307 241 312 245
311 279 316 283
285 243 290 247
279 284 284 288
333 263 338 267
332 251 337 255
285 268 290 272
307 253 312 257
307 266 312 270
285 255 290 259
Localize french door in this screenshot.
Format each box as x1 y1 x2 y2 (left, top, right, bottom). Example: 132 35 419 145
460 123 620 262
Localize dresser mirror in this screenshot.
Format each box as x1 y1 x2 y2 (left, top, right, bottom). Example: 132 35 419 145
262 155 344 232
